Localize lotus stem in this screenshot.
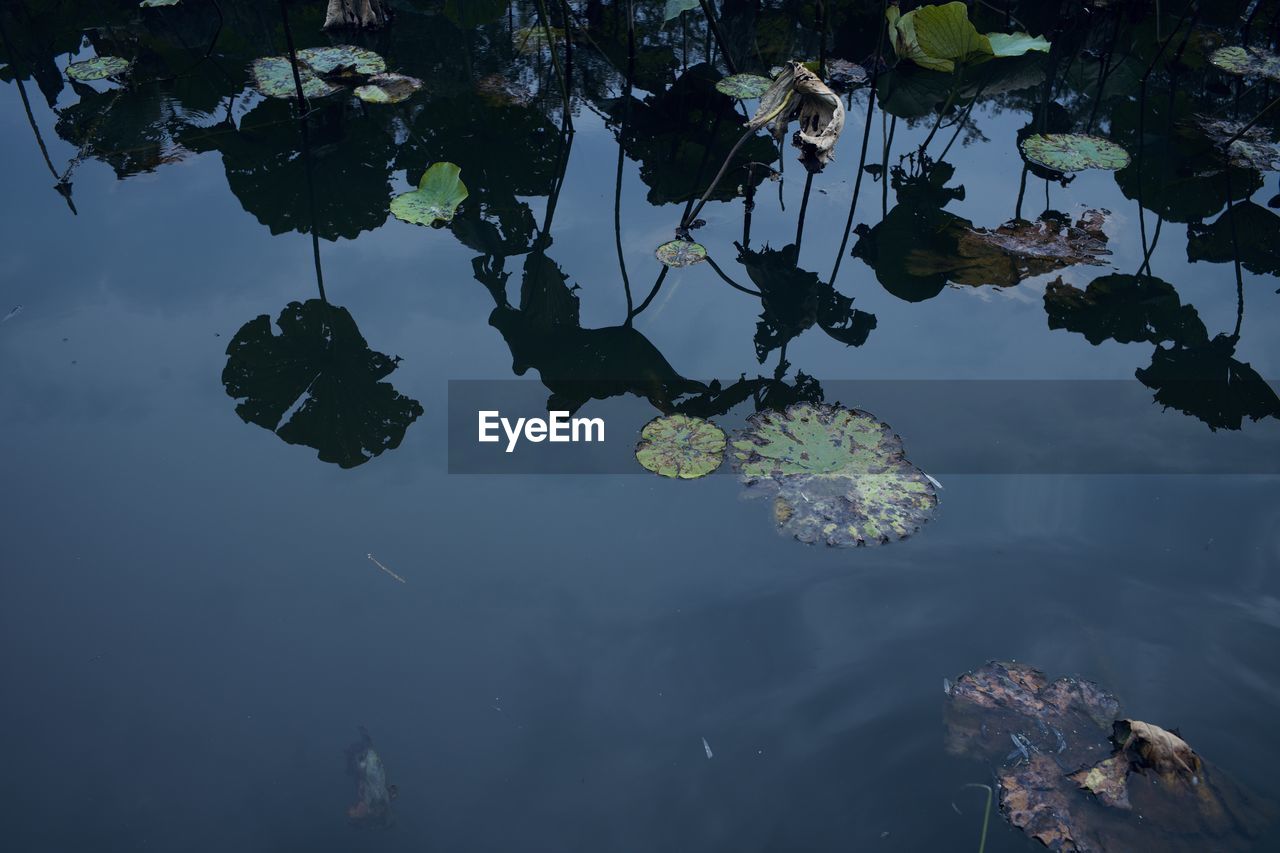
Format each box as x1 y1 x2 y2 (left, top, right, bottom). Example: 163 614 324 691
698 0 738 74
1223 94 1280 148
535 0 572 129
962 783 992 853
277 0 309 114
683 124 755 229
795 171 815 250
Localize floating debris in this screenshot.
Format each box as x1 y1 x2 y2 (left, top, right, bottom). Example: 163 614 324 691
366 553 406 584
346 727 397 828
1 305 21 323
702 736 713 759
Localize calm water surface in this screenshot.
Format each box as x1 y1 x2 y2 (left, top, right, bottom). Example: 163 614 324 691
1 2 1279 850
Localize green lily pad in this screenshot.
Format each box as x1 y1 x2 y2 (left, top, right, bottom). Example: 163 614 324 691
1209 45 1280 82
66 56 130 81
354 73 424 104
1020 133 1130 172
715 73 773 99
655 240 707 268
249 56 342 100
295 45 386 77
887 2 1050 73
731 403 938 546
140 0 181 6
390 162 468 226
635 414 726 479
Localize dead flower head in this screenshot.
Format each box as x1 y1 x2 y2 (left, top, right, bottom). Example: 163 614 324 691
748 61 846 173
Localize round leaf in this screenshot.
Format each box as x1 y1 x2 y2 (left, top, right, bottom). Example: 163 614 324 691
655 240 707 268
354 73 424 104
635 414 726 479
1209 46 1280 83
390 162 468 226
249 56 342 100
296 45 386 77
715 73 773 99
1020 133 1130 172
731 403 938 546
66 56 130 81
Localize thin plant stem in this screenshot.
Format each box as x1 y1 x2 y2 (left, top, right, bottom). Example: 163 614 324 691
794 171 815 250
963 784 992 853
536 0 573 129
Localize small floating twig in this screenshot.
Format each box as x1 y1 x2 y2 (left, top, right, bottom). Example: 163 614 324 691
366 553 406 584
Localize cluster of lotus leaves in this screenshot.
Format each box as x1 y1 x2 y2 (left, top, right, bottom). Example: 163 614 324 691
66 56 131 81
391 162 469 227
730 403 938 546
250 46 422 105
634 414 726 479
1021 133 1131 173
887 1 1050 74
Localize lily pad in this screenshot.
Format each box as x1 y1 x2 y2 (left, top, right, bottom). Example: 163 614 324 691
714 73 773 99
731 403 937 546
1209 45 1280 82
1020 133 1130 172
887 2 1050 73
354 73 424 104
390 162 468 226
295 45 386 77
1195 116 1280 171
66 56 130 81
249 56 342 100
655 239 707 268
634 414 726 479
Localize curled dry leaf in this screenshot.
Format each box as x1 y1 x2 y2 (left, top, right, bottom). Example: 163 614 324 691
748 62 845 172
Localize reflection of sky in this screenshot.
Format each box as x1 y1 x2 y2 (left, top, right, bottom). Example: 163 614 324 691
1 58 1280 852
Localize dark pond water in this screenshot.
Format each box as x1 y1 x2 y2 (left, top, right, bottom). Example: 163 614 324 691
2 1 1279 850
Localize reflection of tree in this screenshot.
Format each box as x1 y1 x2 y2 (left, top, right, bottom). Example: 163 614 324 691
222 299 423 467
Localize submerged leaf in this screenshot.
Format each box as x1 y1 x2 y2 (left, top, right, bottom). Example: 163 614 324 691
1209 45 1280 82
715 73 773 99
354 73 424 104
1021 133 1130 172
655 240 707 268
634 414 726 479
66 56 130 81
295 45 386 76
390 162 468 226
249 56 342 100
731 403 937 546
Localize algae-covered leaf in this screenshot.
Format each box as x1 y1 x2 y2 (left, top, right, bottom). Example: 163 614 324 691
987 32 1051 59
66 56 130 81
655 239 707 268
249 56 342 100
390 162 468 226
1021 133 1130 172
664 0 701 20
1195 116 1280 171
354 73 423 104
296 45 386 76
635 414 726 479
715 73 773 99
140 0 180 6
1209 45 1280 82
731 403 937 546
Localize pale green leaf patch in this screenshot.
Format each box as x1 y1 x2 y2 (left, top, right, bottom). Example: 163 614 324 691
1020 133 1131 172
390 163 469 227
66 56 131 81
635 414 726 479
655 240 708 268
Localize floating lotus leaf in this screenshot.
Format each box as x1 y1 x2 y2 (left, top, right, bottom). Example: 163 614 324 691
634 414 726 479
1020 133 1130 172
1209 45 1280 82
715 73 773 99
655 239 707 268
354 73 423 104
664 0 701 20
1195 116 1280 171
295 45 386 76
66 56 130 81
391 162 467 226
887 2 1049 73
140 0 180 6
249 56 342 100
731 403 937 546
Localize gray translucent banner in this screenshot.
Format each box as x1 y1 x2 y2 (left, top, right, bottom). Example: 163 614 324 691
447 380 1280 474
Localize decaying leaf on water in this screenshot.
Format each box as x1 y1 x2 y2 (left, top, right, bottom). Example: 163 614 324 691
748 61 845 172
1194 116 1280 171
946 661 1273 852
297 45 386 76
905 209 1110 288
354 73 424 104
1021 133 1130 172
1209 45 1280 83
634 414 726 479
730 403 937 547
66 56 131 81
655 239 707 268
390 162 468 226
715 73 773 99
824 59 867 90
